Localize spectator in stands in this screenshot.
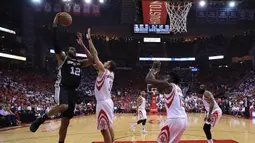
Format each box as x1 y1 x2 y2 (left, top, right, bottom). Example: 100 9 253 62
0 105 17 126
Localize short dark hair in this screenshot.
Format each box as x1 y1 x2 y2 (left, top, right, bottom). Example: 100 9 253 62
168 72 180 85
108 60 116 72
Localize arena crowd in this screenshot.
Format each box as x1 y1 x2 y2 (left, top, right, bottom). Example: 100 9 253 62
1 32 255 128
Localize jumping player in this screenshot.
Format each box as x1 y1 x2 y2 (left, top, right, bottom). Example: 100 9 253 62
86 28 116 143
145 61 187 143
131 91 147 134
29 13 94 143
197 84 222 143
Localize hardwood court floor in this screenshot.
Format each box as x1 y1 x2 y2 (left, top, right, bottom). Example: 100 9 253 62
0 114 255 143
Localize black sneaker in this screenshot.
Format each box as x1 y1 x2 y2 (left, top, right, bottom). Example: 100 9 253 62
29 116 46 133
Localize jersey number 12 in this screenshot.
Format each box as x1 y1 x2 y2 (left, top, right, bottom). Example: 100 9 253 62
70 67 81 76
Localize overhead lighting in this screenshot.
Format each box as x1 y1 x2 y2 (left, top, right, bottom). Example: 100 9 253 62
99 0 104 3
199 0 206 7
209 55 224 60
50 49 87 58
85 0 92 3
0 52 26 61
0 27 16 34
139 57 196 61
229 1 236 8
62 0 72 2
31 0 42 4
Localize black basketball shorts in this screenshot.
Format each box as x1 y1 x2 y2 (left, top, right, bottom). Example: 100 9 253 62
54 86 77 119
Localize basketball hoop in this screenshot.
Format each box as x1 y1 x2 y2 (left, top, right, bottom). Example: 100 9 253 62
151 88 157 95
165 1 193 34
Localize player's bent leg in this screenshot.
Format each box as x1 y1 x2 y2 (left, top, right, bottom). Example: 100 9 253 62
131 119 143 132
141 119 147 134
157 125 171 143
170 118 187 143
58 103 75 143
29 104 69 133
203 123 212 141
158 118 187 143
59 117 70 143
101 129 112 143
47 104 69 117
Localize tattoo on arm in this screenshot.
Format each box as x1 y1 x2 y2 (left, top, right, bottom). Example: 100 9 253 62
88 39 98 57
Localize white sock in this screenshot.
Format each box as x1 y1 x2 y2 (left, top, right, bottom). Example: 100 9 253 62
142 125 145 131
132 123 137 128
208 139 213 143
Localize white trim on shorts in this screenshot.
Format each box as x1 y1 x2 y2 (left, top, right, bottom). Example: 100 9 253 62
54 56 67 105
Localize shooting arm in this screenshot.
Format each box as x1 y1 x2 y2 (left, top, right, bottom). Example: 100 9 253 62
52 26 66 65
145 69 170 89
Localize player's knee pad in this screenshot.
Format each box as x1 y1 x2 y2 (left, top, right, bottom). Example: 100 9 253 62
203 124 212 140
142 119 147 125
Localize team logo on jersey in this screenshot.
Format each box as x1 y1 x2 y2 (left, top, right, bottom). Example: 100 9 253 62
164 90 175 108
157 125 170 143
97 109 110 130
96 73 106 91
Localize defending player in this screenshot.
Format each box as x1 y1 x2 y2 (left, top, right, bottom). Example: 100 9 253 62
86 28 116 143
197 84 222 143
29 13 94 143
145 61 187 143
131 91 147 134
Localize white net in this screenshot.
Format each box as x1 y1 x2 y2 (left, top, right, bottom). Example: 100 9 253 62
165 2 192 34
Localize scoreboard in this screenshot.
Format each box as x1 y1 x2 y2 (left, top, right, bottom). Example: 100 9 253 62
134 24 170 34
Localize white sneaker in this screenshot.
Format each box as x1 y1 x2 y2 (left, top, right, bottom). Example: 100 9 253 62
131 125 135 132
142 130 147 134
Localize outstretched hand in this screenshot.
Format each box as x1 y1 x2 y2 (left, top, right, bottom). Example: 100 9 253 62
86 28 91 40
76 32 84 46
152 61 161 69
151 61 161 76
53 12 61 25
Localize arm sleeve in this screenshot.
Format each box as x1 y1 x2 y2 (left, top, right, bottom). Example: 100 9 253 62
52 27 61 54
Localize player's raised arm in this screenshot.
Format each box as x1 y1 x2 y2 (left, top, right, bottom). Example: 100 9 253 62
76 32 93 67
145 61 171 90
86 28 105 73
52 13 66 66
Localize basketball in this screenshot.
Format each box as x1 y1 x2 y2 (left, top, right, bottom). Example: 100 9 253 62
56 12 72 26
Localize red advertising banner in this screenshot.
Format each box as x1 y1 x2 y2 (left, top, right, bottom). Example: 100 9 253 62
142 0 167 24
